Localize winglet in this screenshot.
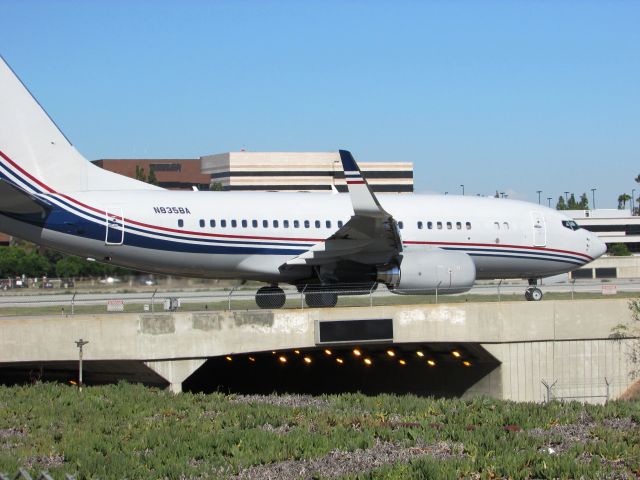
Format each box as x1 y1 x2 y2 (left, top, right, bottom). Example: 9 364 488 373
338 150 387 217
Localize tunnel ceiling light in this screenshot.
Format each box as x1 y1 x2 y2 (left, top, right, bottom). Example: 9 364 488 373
364 358 372 366
272 351 277 355
324 349 332 355
386 350 396 357
399 359 407 365
463 361 472 367
427 360 436 367
294 350 300 355
248 357 256 362
452 351 461 358
304 356 312 364
278 356 287 364
225 356 232 362
336 358 344 364
416 351 424 357
353 348 362 356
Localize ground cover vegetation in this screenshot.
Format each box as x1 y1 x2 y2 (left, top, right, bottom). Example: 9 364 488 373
0 383 638 479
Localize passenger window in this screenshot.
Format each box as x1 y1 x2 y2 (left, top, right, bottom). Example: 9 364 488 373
283 220 289 228
199 219 205 228
221 220 227 228
417 221 423 229
263 220 268 228
273 220 279 228
466 222 471 230
427 221 433 229
456 222 461 230
437 221 442 230
315 220 320 228
494 222 500 230
338 220 344 228
241 220 247 228
210 219 216 228
304 220 310 228
231 220 237 228
252 220 258 228
503 222 509 230
326 220 332 229
446 222 452 230
294 220 300 228
178 219 184 228
398 221 404 229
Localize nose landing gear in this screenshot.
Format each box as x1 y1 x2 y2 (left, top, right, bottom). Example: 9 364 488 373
525 279 543 301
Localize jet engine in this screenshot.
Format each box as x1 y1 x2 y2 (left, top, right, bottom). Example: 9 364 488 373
377 250 476 295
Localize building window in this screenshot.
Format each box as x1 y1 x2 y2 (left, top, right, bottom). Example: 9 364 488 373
241 220 247 228
294 220 300 228
199 219 205 228
231 220 237 228
326 220 332 229
178 219 184 228
283 220 289 228
221 220 227 228
427 221 433 229
252 220 258 228
456 222 462 230
150 163 181 172
210 219 216 228
263 220 268 228
304 220 310 228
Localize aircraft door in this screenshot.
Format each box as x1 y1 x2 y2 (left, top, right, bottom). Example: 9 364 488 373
530 211 546 247
105 207 125 245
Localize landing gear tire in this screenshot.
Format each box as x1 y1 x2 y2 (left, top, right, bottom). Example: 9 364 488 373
255 286 286 309
525 287 543 301
305 291 338 308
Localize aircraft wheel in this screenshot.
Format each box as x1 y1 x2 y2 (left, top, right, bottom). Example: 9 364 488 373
525 289 532 301
255 286 286 309
305 291 338 308
530 287 543 301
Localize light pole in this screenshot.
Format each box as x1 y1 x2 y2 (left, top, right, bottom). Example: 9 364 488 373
536 190 542 204
591 188 596 210
547 197 552 207
632 189 636 215
75 339 89 392
564 191 569 202
460 184 465 196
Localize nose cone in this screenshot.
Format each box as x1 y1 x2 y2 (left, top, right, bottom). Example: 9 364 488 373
591 234 607 259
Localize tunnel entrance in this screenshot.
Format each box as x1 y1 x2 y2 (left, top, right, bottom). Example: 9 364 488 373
183 343 499 397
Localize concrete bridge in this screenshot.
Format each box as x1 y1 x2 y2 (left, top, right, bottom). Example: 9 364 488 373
0 299 636 402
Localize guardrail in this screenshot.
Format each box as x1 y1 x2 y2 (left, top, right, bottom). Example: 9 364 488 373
0 280 638 316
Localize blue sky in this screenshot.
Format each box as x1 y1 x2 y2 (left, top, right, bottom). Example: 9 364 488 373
3 0 639 207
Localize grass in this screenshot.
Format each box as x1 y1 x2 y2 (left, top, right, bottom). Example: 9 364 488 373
0 383 638 479
0 291 638 317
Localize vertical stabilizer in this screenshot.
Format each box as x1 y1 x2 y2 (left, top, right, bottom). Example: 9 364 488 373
0 56 160 193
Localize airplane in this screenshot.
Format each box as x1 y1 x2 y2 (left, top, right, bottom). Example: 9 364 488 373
0 56 607 308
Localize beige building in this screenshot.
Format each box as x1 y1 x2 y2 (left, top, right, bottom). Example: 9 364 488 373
201 151 413 193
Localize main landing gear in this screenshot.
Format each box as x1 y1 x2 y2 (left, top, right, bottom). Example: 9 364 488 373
255 285 286 309
304 291 338 308
525 279 543 301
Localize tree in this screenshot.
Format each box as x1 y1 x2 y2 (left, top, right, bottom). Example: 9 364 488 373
147 168 158 185
578 193 589 210
55 256 84 278
608 243 631 256
210 182 224 191
567 194 577 210
611 299 640 380
618 193 631 210
135 165 147 182
556 196 567 210
494 191 500 198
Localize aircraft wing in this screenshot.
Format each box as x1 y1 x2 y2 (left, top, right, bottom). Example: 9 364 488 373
283 150 402 268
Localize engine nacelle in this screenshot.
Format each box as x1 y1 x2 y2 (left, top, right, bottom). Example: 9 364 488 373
378 250 476 295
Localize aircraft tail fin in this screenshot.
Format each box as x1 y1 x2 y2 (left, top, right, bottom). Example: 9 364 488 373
0 56 160 194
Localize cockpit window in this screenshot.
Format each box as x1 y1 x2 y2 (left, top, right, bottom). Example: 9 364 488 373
562 220 581 231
